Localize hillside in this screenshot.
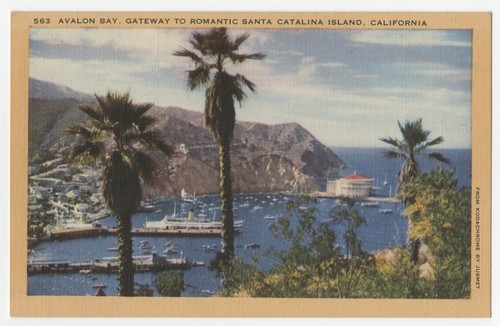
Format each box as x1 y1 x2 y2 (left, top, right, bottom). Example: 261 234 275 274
28 78 345 198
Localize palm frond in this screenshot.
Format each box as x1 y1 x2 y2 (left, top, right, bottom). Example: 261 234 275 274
379 137 404 150
383 150 407 160
230 34 250 51
136 115 158 132
424 136 444 148
189 31 208 54
68 140 105 165
97 91 133 127
229 52 265 64
63 124 93 139
134 130 174 156
78 104 104 123
187 66 212 90
426 152 451 164
132 102 154 121
172 48 205 66
398 118 430 149
235 73 257 93
134 150 156 183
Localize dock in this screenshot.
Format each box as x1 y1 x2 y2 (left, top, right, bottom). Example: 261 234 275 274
28 254 189 275
49 226 223 241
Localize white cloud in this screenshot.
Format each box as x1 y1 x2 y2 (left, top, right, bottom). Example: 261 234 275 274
31 28 189 65
350 30 471 47
301 56 315 64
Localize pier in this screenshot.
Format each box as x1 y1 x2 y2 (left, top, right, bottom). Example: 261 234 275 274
49 226 223 241
28 254 189 275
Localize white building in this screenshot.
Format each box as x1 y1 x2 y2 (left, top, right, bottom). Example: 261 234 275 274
326 172 374 198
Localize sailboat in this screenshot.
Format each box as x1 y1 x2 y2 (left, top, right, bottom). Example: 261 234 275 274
383 171 389 186
181 188 196 203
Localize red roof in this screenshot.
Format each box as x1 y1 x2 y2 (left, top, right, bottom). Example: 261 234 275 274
342 172 371 180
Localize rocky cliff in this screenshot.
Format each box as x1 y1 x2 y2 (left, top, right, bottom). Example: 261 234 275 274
29 78 345 198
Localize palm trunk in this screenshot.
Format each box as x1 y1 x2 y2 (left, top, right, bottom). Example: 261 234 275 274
411 238 421 263
117 213 134 296
218 140 234 257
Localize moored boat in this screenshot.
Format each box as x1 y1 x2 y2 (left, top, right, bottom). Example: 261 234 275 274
181 188 196 203
144 209 243 231
360 201 380 207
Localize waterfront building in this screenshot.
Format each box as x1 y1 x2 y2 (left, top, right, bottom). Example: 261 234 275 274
326 171 374 198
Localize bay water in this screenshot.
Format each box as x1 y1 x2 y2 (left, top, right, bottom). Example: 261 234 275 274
27 147 471 297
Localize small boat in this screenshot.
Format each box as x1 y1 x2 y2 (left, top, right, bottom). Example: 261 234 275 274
107 247 119 252
138 204 155 213
250 206 263 212
245 242 261 249
139 241 152 250
360 201 380 207
163 247 179 255
192 261 205 267
202 244 217 252
320 218 335 224
181 188 196 203
263 215 277 220
92 283 107 289
164 240 174 247
379 209 393 215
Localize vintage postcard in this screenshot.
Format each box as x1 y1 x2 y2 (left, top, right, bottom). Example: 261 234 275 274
11 12 491 317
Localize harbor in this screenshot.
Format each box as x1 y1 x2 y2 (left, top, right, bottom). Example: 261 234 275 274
28 191 410 296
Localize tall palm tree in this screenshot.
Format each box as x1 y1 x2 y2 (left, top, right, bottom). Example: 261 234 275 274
64 91 172 296
173 28 264 257
380 118 450 190
380 118 449 263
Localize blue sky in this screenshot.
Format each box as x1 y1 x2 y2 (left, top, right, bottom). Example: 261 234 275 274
29 28 472 148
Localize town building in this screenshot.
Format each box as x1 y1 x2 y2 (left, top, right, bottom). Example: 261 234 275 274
326 171 374 198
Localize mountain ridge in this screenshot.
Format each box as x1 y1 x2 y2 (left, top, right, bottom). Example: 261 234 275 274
28 78 345 197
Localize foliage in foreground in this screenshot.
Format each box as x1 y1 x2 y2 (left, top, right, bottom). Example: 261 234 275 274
399 167 471 298
217 167 471 299
217 196 377 298
154 271 185 297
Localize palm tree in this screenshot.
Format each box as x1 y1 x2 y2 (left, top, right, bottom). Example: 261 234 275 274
173 28 264 257
379 118 450 190
380 118 449 263
64 91 172 296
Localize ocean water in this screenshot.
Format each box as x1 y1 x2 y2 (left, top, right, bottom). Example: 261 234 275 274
27 147 471 297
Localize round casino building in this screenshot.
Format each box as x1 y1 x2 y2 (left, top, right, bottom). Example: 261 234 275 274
326 171 374 198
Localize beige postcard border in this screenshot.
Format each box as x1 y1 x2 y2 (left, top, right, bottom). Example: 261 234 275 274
10 11 492 317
